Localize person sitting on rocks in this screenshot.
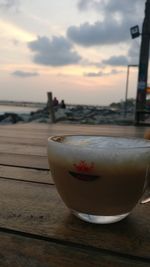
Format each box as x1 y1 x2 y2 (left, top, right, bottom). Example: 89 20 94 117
53 97 59 109
60 100 66 109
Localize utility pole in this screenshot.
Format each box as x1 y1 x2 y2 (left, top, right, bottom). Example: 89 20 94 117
135 0 150 124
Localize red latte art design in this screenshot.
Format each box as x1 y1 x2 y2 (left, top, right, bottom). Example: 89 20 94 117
69 161 99 181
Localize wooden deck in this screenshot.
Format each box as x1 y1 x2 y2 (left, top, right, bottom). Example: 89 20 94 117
0 122 150 267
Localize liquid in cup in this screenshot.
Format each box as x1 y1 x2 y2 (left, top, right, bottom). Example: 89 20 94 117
48 135 150 224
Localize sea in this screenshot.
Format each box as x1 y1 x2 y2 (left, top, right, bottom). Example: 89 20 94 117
0 105 39 115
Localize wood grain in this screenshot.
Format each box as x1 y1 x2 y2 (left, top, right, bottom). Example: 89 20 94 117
0 178 149 260
0 123 148 139
0 136 46 146
0 165 53 184
0 153 48 169
0 231 149 267
0 143 46 156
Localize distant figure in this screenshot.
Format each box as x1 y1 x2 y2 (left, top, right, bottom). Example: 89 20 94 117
53 97 59 107
60 100 66 109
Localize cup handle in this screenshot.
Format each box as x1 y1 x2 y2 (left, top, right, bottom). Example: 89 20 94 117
141 188 150 204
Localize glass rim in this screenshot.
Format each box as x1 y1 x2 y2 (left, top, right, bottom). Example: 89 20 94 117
48 134 150 150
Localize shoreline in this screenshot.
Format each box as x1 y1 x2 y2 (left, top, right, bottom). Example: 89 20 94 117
0 100 109 109
0 100 45 108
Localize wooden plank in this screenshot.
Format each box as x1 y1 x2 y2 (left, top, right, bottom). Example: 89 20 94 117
0 143 46 156
0 153 49 169
0 122 148 134
0 231 149 267
0 136 46 146
0 165 53 184
0 178 149 260
0 123 148 139
0 124 148 157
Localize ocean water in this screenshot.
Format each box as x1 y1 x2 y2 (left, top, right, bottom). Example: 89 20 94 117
0 105 38 115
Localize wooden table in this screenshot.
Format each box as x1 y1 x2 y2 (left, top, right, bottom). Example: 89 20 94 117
0 123 150 267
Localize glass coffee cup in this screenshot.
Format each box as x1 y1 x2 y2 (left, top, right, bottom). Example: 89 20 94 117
48 135 150 224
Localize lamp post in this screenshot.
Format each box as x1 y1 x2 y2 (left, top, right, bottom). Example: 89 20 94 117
124 64 138 117
135 0 150 124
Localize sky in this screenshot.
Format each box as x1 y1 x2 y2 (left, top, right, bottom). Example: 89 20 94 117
0 0 147 105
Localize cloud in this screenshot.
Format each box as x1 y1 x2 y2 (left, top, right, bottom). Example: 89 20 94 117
67 17 133 47
84 69 122 77
103 0 142 15
77 0 143 17
0 0 20 11
28 36 81 66
74 1 144 48
127 43 140 64
101 43 140 67
77 0 92 11
84 71 104 77
12 70 39 78
102 55 129 66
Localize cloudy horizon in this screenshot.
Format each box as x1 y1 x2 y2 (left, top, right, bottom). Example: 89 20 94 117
0 0 146 105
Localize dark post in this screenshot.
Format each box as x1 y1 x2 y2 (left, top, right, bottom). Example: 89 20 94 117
135 0 150 124
47 92 56 123
124 65 130 118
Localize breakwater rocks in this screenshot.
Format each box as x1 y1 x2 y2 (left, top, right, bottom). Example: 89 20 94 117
0 104 135 125
0 112 24 124
53 105 134 125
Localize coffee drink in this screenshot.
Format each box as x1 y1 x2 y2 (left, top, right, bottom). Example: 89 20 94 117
48 135 150 223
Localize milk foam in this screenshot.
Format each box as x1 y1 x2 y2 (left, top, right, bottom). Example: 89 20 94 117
61 136 150 149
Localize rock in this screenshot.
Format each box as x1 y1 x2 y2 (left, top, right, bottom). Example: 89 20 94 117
55 108 68 121
0 113 24 124
28 110 49 122
0 103 135 125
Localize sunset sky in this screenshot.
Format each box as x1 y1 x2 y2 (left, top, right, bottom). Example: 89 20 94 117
0 0 146 105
